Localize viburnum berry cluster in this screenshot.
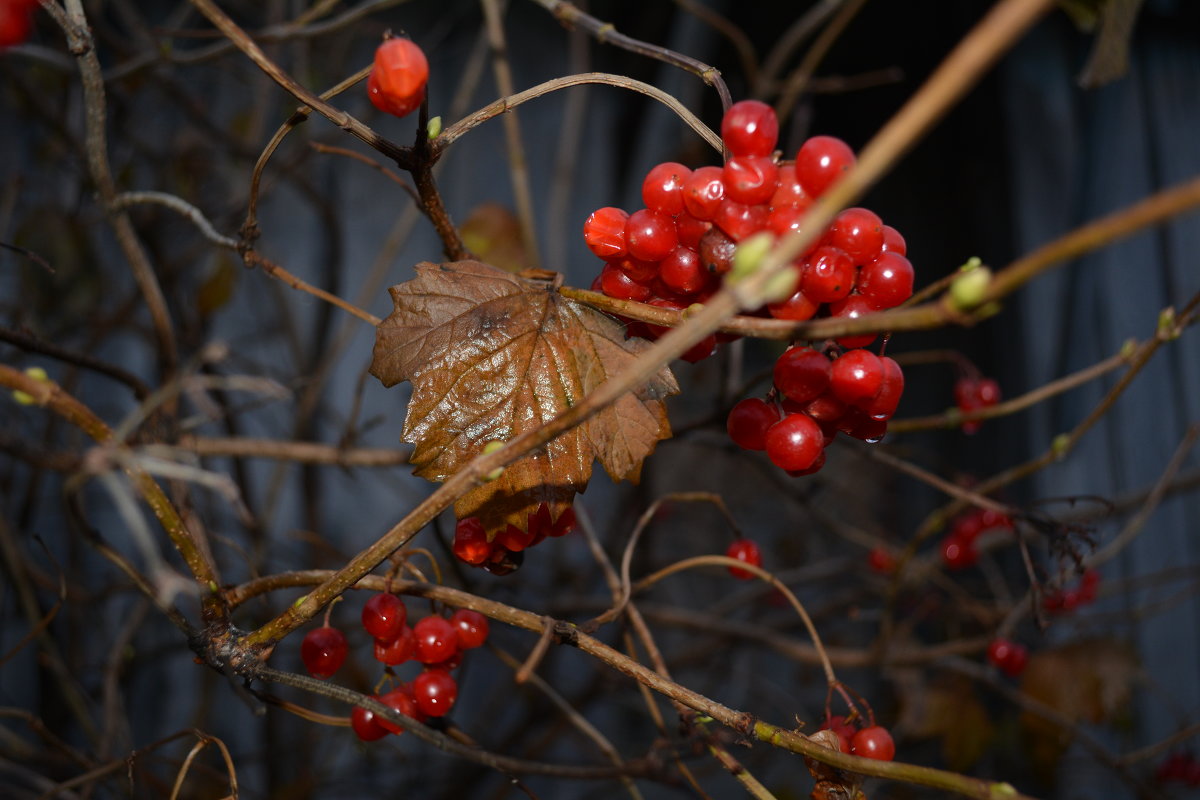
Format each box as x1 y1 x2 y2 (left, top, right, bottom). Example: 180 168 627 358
954 374 1001 433
940 507 1014 569
1042 567 1100 613
583 99 913 375
367 36 429 118
451 503 576 573
298 593 491 741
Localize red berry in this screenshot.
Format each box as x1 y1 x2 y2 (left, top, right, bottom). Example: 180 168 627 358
682 166 726 220
675 213 711 250
880 224 907 256
301 626 348 679
851 726 895 761
411 669 458 718
827 294 878 348
713 199 769 241
764 412 824 472
723 155 778 205
0 0 34 48
451 608 490 649
599 262 653 301
868 547 896 574
659 247 710 295
827 208 884 264
821 715 856 753
375 687 418 734
941 536 977 569
858 251 914 309
976 377 1001 405
368 37 429 118
766 282 819 320
987 637 1029 677
612 255 658 284
860 356 904 420
830 349 884 407
800 245 855 303
795 135 855 198
495 522 534 552
725 538 763 580
583 207 629 259
350 704 389 741
681 334 718 363
803 391 848 424
625 208 678 262
374 623 416 665
721 99 779 157
698 226 737 274
642 162 692 215
453 517 492 565
362 593 407 641
413 615 459 664
773 347 832 405
726 397 782 451
769 164 813 211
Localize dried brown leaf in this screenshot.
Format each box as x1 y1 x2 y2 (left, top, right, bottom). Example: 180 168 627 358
370 260 678 534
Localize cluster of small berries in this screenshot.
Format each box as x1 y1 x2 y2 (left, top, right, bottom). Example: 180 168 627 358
820 716 896 761
367 36 429 118
298 593 490 741
986 637 1029 677
0 0 38 47
1156 751 1200 787
582 100 913 370
1042 568 1100 613
727 346 904 474
954 375 1001 433
940 508 1014 569
451 503 576 574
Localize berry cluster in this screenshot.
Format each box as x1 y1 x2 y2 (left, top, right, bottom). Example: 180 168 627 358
451 503 576 574
940 508 1014 570
728 345 904 474
298 593 490 741
954 375 1001 434
583 99 913 373
1042 568 1100 613
986 637 1029 677
367 37 429 118
0 0 38 47
819 716 896 761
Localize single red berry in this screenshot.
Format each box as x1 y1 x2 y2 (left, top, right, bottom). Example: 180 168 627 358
413 615 459 664
599 262 653 301
453 517 492 565
803 391 848 424
698 226 737 274
721 99 779 157
375 687 418 735
725 538 763 580
362 593 407 641
301 626 348 679
795 135 855 198
683 166 726 220
851 726 895 761
838 409 888 443
642 162 692 215
374 624 416 665
820 715 856 753
858 251 914 309
773 347 832 406
611 255 658 284
880 224 907 255
681 334 719 363
0 0 34 48
659 247 710 295
675 213 711 250
411 669 459 718
723 155 778 205
827 294 878 348
827 207 884 265
351 704 390 741
450 608 490 649
494 522 534 552
368 37 429 118
713 199 770 241
860 356 904 420
976 377 1002 405
726 397 782 451
625 208 678 262
868 547 896 574
1003 643 1029 676
800 245 855 304
941 536 977 569
769 164 813 211
583 207 629 259
766 281 819 320
830 349 884 407
764 412 824 472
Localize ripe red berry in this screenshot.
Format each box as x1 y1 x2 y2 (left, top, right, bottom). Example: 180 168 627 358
722 155 778 205
599 262 653 301
726 397 782 451
860 356 904 420
374 624 416 665
725 538 763 580
828 294 878 348
301 626 348 679
350 704 390 741
453 517 492 565
625 208 678 262
713 198 770 242
987 638 1029 677
375 687 418 734
659 247 710 295
0 0 37 49
368 37 429 118
858 251 915 309
362 593 407 641
764 412 824 472
880 224 907 255
675 213 711 250
851 726 895 761
721 99 779 157
411 669 459 718
795 135 855 198
413 615 459 664
827 207 884 265
451 608 490 649
820 715 856 753
683 166 726 220
698 226 737 274
941 536 977 569
830 349 884 407
800 246 855 304
642 162 692 215
773 347 832 406
766 282 819 321
769 164 813 211
681 334 718 363
583 207 629 259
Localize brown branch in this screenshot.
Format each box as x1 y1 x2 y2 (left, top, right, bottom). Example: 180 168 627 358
176 435 409 466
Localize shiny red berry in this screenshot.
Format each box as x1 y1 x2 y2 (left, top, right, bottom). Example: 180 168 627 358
368 37 429 118
411 669 458 718
830 349 884 407
301 626 348 679
722 155 778 205
721 100 779 157
351 704 390 741
727 397 782 451
851 726 895 761
642 162 692 215
625 208 678 262
374 624 416 665
858 251 915 309
583 207 629 259
795 135 855 198
764 412 824 472
375 687 418 734
773 347 832 406
453 517 492 565
362 593 407 641
413 615 459 664
451 608 490 649
725 538 763 580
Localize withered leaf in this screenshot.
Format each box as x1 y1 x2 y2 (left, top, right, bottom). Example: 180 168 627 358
370 260 678 534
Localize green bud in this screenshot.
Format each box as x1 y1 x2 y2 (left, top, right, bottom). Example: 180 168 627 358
1157 307 1178 340
12 366 49 406
762 266 799 303
949 266 992 311
426 115 443 139
958 256 983 272
1051 433 1071 459
482 440 505 481
990 783 1018 798
729 231 775 279
292 594 307 608
1120 338 1137 358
